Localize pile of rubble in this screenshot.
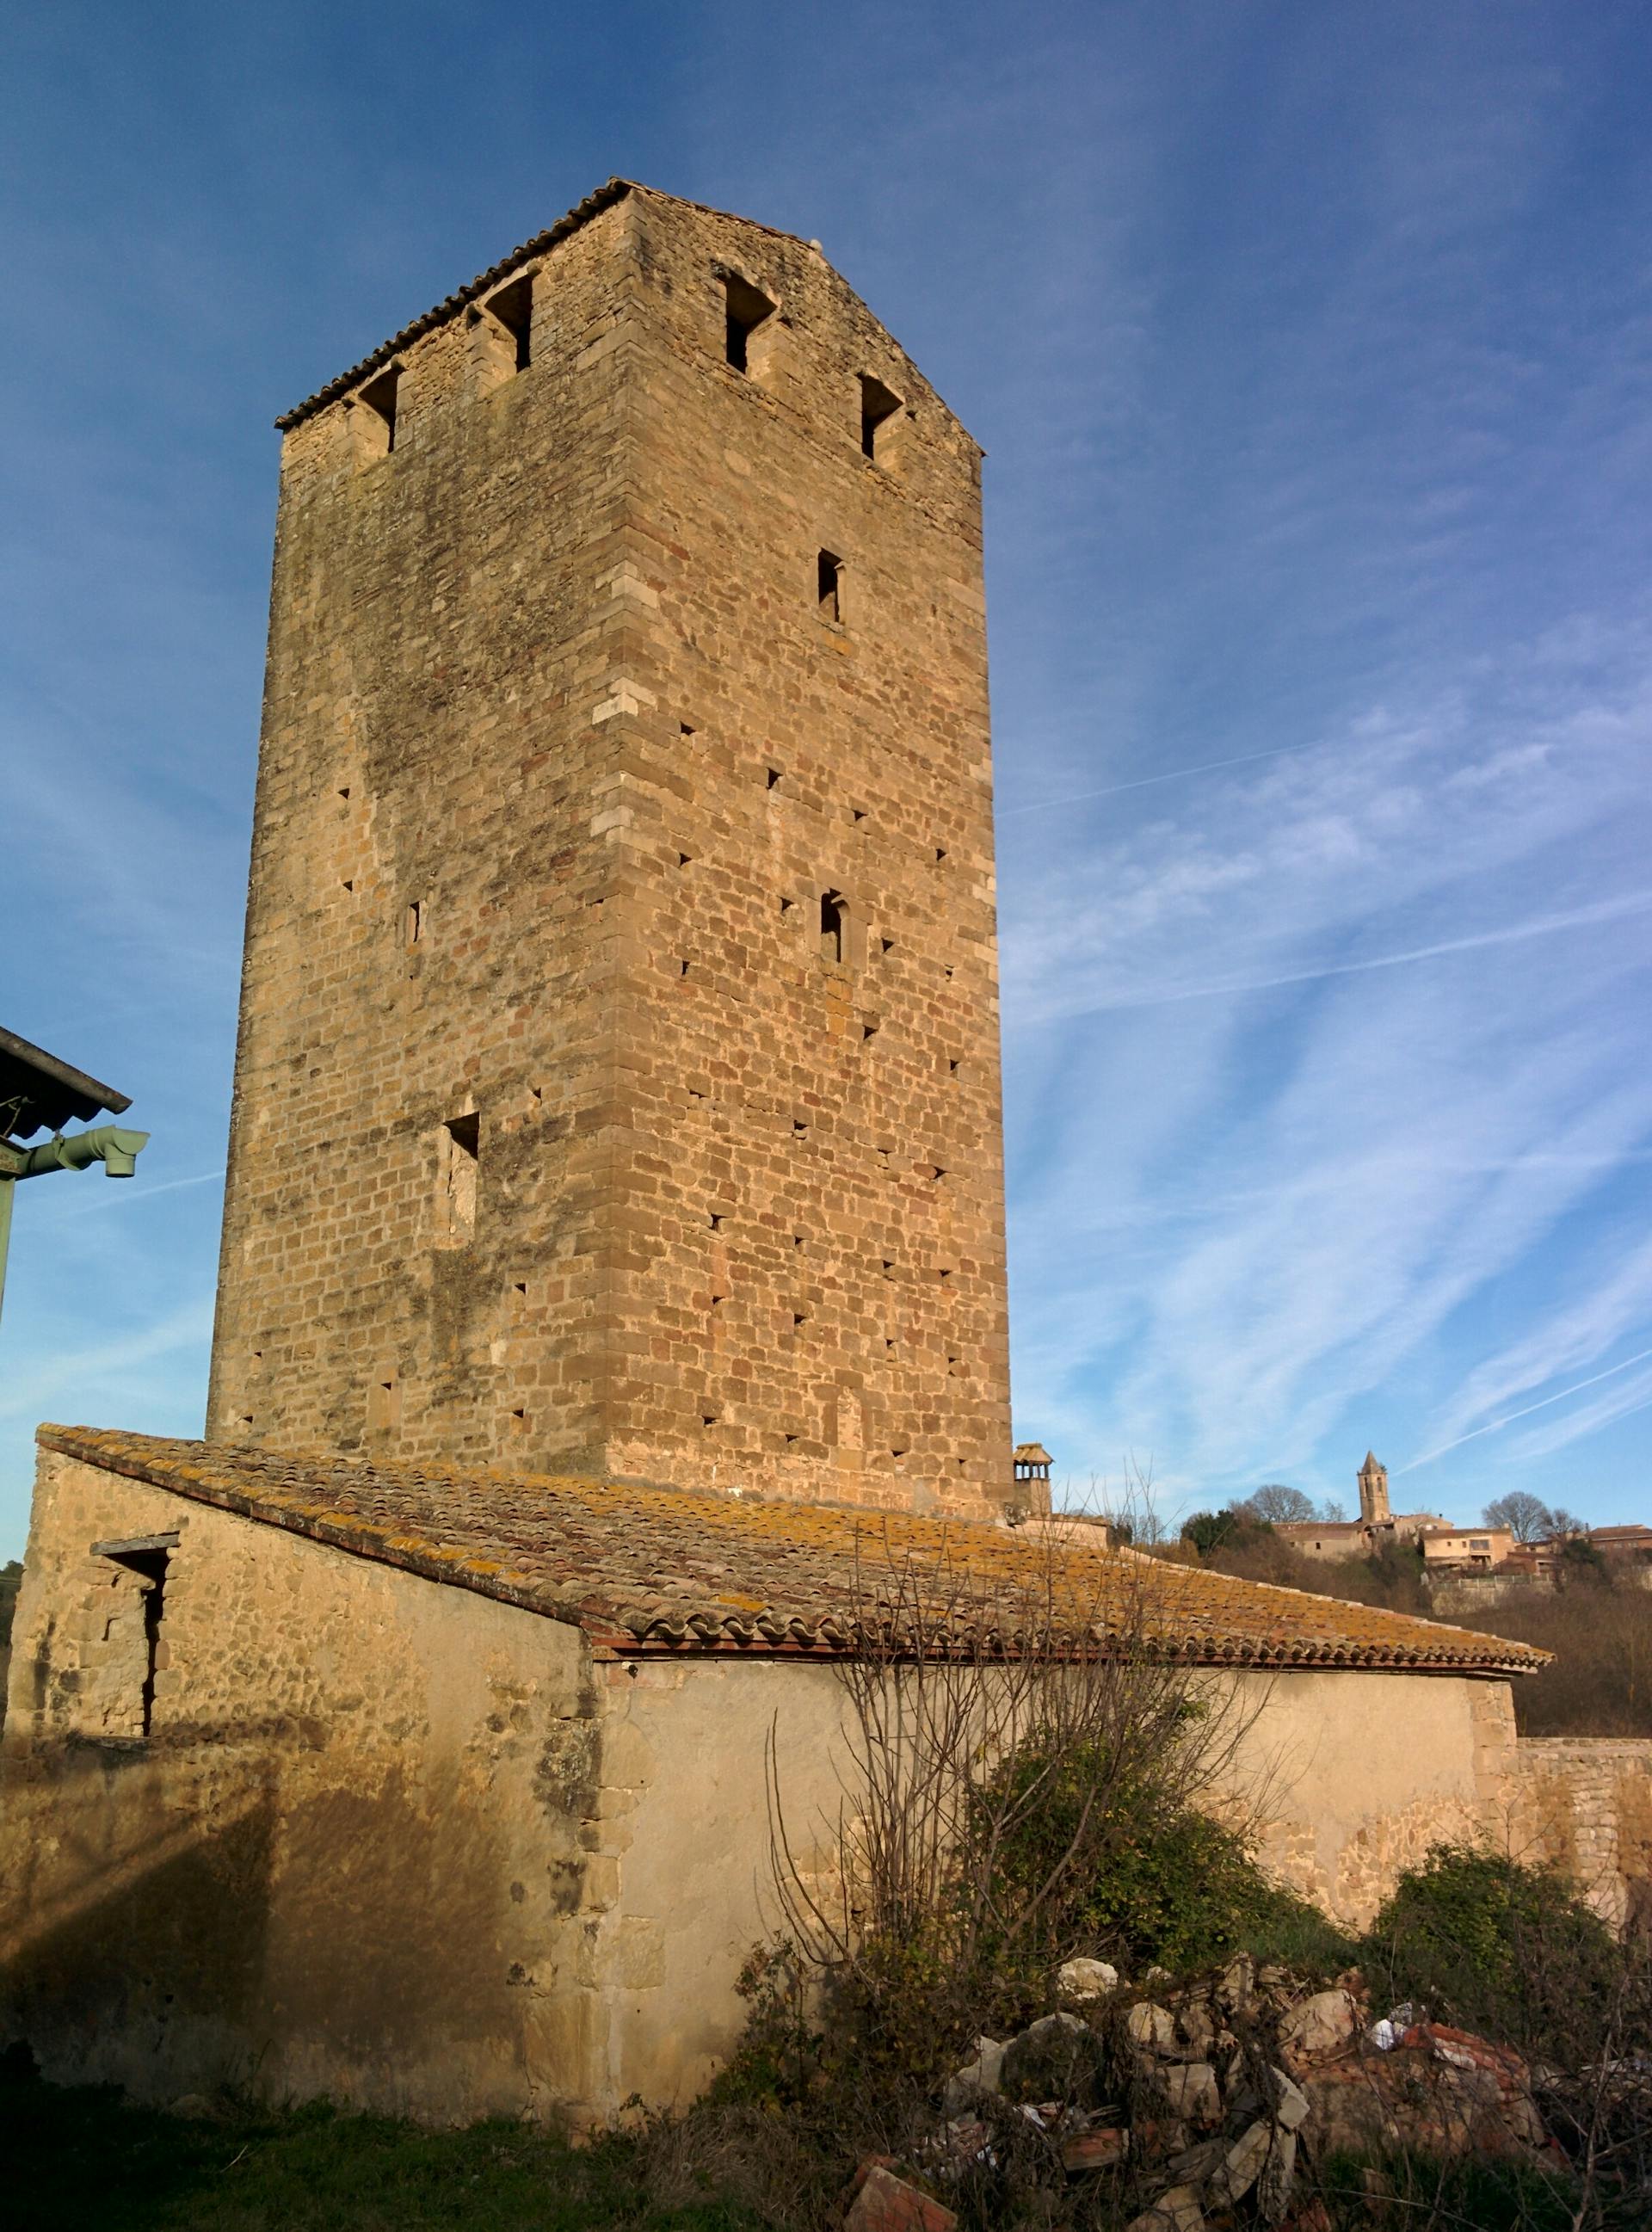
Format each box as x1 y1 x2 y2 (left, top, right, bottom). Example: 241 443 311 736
842 1953 1557 2231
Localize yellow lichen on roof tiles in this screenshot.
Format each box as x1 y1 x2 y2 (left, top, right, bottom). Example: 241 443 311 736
34 1424 1550 1674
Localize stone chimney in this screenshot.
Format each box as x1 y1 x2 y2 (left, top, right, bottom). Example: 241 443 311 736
1010 1442 1053 1520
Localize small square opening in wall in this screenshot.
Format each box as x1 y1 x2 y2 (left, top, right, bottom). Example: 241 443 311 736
681 721 697 737
702 1413 719 1429
484 272 534 372
724 274 775 371
710 1211 724 1230
767 766 783 790
355 365 401 455
817 550 843 623
860 374 903 461
441 1113 479 1242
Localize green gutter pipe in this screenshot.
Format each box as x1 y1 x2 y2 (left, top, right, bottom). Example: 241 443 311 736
0 1124 150 1329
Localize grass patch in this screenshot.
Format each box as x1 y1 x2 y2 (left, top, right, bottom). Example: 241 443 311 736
0 2048 759 2232
1317 2147 1585 2231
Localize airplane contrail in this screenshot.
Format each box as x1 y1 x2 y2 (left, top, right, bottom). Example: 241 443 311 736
1402 1341 1652 1471
1070 890 1652 1014
1002 735 1329 816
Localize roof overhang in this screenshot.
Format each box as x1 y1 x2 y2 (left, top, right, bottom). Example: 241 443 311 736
0 1026 131 1142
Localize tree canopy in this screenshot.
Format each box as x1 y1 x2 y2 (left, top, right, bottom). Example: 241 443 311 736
1483 1490 1563 1544
1248 1483 1316 1526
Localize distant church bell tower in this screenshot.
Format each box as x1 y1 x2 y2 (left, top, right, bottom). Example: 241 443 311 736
1358 1451 1390 1528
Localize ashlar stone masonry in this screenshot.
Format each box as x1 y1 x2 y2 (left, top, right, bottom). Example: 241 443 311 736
206 180 1011 1517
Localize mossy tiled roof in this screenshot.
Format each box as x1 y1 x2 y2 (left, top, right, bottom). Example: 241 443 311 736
38 1426 1549 1674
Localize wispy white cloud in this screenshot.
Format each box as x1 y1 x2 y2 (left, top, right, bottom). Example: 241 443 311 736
1004 613 1652 1512
1406 1344 1652 1471
33 1168 226 1223
0 1298 217 1427
1057 891 1652 1018
1406 1230 1652 1469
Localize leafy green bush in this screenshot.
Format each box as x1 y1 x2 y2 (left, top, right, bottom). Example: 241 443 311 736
1360 1843 1620 2056
974 1739 1353 1981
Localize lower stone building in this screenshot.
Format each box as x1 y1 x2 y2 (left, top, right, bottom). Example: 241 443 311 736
10 1423 1621 2126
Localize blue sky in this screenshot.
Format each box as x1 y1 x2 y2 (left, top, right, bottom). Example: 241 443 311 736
3 2 1650 1555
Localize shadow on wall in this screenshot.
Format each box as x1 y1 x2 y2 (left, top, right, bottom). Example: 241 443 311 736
0 1740 279 2095
0 1728 528 2111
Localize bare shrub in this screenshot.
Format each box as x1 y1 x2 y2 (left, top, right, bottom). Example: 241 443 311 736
1446 1586 1652 1737
741 1525 1317 2155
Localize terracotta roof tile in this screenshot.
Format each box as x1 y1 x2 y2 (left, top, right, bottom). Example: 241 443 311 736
38 1427 1550 1675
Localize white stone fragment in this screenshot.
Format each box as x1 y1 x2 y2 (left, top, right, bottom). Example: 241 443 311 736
1266 2063 1310 2130
1125 2185 1206 2232
941 2033 1005 2113
1057 1956 1120 2001
1158 2060 1221 2123
1209 2119 1272 2204
1125 2001 1179 2056
1279 1987 1358 2060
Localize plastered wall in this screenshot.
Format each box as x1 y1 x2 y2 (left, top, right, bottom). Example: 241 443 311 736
1217 1668 1517 1929
592 1659 1522 2102
2 1453 614 2120
17 1453 1646 2128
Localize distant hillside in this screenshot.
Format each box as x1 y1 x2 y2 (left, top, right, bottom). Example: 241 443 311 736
1180 1526 1652 1737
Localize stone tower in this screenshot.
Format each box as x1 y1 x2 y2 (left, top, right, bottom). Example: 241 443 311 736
206 182 1012 1519
1358 1452 1390 1528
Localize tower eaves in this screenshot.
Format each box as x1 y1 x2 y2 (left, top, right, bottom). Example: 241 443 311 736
274 179 978 447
